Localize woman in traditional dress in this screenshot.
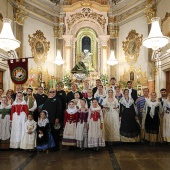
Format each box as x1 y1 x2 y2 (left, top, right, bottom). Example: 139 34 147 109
20 113 37 150
103 89 120 144
6 89 14 105
87 99 105 151
10 92 28 149
76 99 88 150
62 101 78 147
94 85 106 108
82 81 89 98
36 110 55 151
73 92 81 109
163 93 170 142
115 86 123 102
119 89 140 142
0 96 11 149
142 92 162 145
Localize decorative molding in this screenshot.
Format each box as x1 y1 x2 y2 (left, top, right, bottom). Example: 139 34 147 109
122 30 143 65
28 30 50 68
13 5 28 25
108 25 119 39
62 0 110 12
66 8 106 32
53 24 65 39
144 4 156 24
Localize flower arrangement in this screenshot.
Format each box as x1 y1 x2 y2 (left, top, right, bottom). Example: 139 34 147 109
62 73 71 90
100 74 108 86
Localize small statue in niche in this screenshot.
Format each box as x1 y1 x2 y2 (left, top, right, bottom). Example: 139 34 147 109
82 49 95 72
130 71 134 81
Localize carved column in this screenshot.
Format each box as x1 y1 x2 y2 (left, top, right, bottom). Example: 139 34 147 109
13 5 28 58
99 35 110 74
63 35 73 73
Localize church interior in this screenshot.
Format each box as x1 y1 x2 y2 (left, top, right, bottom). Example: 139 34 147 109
0 0 170 170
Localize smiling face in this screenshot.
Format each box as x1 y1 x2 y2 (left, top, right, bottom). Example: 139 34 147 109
108 90 114 98
124 89 129 97
150 92 157 101
56 84 62 91
87 90 93 98
16 92 23 101
74 92 80 100
37 87 43 94
40 112 46 119
92 100 98 108
68 102 75 108
49 88 56 98
1 97 8 105
80 99 86 107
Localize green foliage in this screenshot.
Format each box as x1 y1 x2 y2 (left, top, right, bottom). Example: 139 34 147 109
62 73 71 89
100 74 108 86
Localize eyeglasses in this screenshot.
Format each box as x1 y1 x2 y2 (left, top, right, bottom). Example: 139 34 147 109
49 91 55 93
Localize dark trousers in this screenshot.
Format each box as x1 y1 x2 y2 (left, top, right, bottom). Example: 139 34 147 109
50 123 60 149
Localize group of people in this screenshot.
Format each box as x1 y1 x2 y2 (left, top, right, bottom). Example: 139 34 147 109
0 77 169 153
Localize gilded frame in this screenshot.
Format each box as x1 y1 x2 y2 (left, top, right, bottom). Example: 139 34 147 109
122 30 143 65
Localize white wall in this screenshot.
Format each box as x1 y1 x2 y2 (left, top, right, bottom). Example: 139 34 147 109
118 15 148 81
23 16 56 76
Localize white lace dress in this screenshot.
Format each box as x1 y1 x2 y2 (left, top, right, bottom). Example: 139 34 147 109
20 120 37 149
103 98 120 142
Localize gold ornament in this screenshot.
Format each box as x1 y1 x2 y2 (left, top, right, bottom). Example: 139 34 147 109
13 5 28 25
122 30 143 65
28 30 50 68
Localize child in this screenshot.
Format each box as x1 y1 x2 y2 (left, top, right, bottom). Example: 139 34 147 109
36 110 55 151
76 99 88 150
73 92 81 109
20 113 37 150
62 101 78 147
87 99 105 151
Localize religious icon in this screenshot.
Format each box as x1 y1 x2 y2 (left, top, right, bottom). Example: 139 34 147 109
35 41 44 54
130 71 134 81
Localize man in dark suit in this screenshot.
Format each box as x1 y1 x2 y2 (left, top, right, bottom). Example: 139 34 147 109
66 83 83 103
158 88 167 106
56 83 66 128
33 86 48 121
42 88 62 151
127 81 137 102
92 79 101 96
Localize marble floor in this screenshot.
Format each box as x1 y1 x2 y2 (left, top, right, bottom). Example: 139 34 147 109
1 143 170 170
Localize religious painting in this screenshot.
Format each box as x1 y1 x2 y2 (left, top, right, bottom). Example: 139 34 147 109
82 36 91 52
35 41 44 54
28 30 50 68
122 30 143 65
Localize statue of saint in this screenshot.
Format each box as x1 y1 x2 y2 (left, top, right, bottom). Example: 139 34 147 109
82 49 95 72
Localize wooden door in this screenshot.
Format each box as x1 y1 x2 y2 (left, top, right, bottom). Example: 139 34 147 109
166 71 170 94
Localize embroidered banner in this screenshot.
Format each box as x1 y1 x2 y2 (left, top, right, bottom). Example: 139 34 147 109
8 58 28 84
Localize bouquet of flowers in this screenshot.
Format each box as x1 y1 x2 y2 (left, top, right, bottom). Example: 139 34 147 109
62 73 71 90
100 74 108 86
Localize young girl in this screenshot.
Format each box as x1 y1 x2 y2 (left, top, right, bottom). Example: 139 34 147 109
36 110 55 151
10 92 28 149
20 113 37 150
87 99 105 151
76 99 88 150
0 96 11 149
73 92 81 109
62 101 78 147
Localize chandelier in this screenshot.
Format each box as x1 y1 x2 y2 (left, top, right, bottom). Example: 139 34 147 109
0 18 21 51
107 51 118 66
143 17 170 51
53 51 65 65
